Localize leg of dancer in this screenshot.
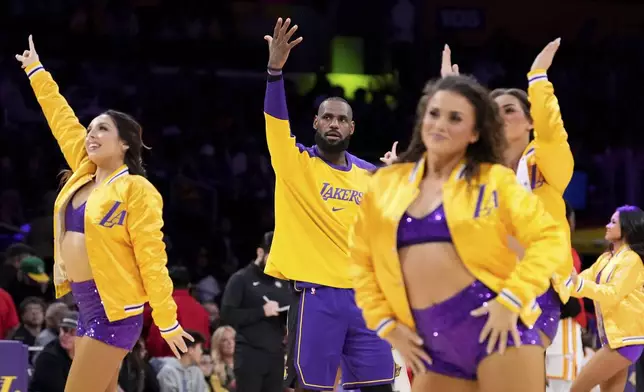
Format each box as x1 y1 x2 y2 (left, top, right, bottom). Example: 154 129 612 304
15 36 191 392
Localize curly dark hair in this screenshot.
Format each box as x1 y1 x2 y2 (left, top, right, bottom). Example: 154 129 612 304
396 75 507 181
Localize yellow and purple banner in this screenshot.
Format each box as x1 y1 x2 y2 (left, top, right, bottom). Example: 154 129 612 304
0 341 29 392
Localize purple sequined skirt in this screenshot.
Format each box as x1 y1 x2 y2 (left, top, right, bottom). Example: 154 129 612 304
71 279 143 351
411 280 542 380
534 286 561 343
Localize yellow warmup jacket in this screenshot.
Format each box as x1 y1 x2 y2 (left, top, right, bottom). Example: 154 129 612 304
24 62 182 338
349 158 569 338
572 246 644 348
517 69 575 303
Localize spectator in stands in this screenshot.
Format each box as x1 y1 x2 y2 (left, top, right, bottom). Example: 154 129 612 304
202 301 221 335
210 326 236 392
8 296 45 348
157 330 208 392
33 302 70 363
0 287 19 339
4 256 52 308
0 243 36 289
144 266 211 358
118 338 160 392
29 311 78 392
198 351 220 392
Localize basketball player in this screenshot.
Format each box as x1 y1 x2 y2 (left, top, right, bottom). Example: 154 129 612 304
262 17 395 392
15 36 191 392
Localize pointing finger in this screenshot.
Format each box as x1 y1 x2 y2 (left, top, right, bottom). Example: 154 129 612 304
392 141 398 153
28 35 35 52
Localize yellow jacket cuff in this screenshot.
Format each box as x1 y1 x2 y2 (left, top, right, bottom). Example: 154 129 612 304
375 318 397 339
574 277 585 295
159 321 183 339
25 61 45 78
496 289 522 313
527 69 548 85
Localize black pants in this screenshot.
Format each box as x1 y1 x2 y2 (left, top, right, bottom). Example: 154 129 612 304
234 344 285 392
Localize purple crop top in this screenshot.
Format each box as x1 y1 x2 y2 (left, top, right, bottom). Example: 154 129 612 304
65 200 86 233
397 204 452 249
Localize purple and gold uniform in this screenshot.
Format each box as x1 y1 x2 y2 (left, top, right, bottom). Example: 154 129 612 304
263 73 394 391
517 70 575 342
350 158 569 379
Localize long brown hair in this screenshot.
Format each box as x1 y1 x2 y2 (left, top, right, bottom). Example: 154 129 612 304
396 75 507 182
59 110 149 186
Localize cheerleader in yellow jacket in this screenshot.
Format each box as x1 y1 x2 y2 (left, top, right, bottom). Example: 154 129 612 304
569 206 644 392
15 36 192 392
350 75 569 392
440 39 574 350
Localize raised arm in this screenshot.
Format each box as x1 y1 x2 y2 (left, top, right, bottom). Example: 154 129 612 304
495 166 568 314
528 39 574 193
16 36 88 172
263 18 310 176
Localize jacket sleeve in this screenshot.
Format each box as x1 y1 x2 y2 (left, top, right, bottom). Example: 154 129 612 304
264 73 311 178
573 252 644 308
349 180 398 338
528 70 574 194
24 62 88 172
495 166 568 313
128 177 181 339
220 273 266 327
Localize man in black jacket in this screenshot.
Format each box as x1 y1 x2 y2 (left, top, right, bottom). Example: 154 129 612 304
29 310 78 392
221 231 294 392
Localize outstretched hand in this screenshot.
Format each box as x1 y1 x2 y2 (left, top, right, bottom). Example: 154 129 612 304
264 18 303 70
531 38 561 72
164 329 194 359
15 35 40 69
441 44 459 77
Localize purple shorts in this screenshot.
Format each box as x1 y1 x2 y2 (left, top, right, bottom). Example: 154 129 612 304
293 282 395 391
534 286 561 343
615 345 644 362
71 279 143 351
412 280 542 380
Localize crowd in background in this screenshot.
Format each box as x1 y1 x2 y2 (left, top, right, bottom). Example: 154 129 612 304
1 0 644 391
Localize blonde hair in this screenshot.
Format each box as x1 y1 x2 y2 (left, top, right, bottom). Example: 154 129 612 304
211 326 236 382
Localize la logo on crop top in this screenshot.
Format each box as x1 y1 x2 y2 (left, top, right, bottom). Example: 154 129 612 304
99 201 127 228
